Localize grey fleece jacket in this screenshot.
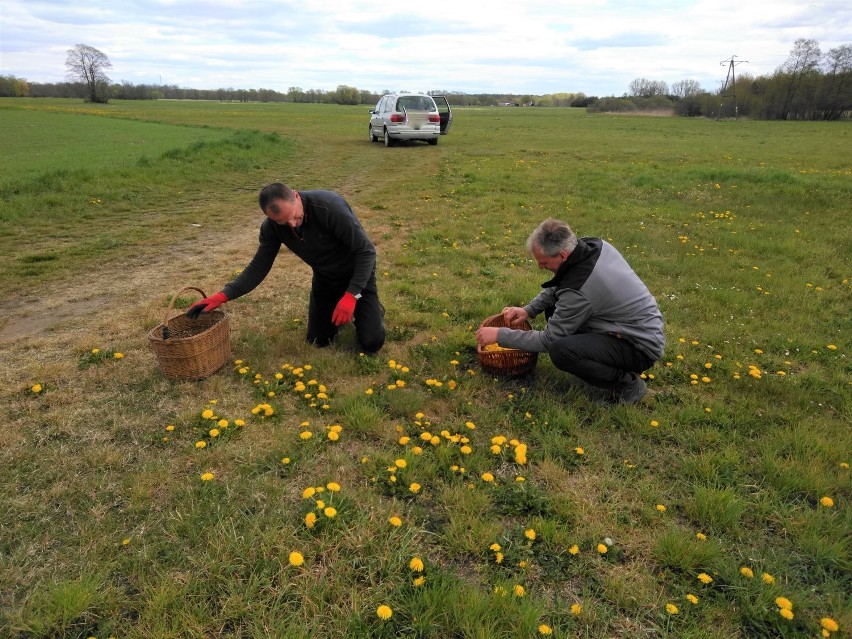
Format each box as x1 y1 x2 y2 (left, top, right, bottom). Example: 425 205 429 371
222 190 377 301
496 238 665 361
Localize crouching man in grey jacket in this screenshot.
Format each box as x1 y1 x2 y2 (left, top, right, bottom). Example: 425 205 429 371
476 218 665 404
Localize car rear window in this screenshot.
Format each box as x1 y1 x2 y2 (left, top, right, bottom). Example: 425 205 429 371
396 96 436 112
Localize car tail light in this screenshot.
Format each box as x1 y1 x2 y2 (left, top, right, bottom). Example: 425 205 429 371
390 113 406 123
428 113 440 123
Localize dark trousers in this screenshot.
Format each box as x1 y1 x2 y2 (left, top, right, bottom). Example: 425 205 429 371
306 271 385 353
548 333 654 389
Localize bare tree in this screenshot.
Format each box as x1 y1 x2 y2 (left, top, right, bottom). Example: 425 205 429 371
628 77 669 98
65 44 112 103
777 38 821 119
671 79 702 98
817 44 852 120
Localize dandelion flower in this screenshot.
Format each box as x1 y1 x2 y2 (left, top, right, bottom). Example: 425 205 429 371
481 472 495 482
740 567 754 578
288 551 304 566
820 618 839 632
31 384 43 393
409 483 421 494
696 532 707 541
650 420 659 427
686 593 699 604
514 584 525 597
538 624 553 635
409 557 424 572
209 428 220 438
460 445 472 455
779 608 794 620
376 605 393 621
299 431 313 440
775 597 793 611
656 504 666 512
490 543 501 551
326 482 341 492
201 409 215 419
697 573 713 584
666 603 679 614
323 506 337 518
200 472 214 481
413 575 426 586
113 352 124 359
761 572 774 584
820 496 834 507
827 344 837 350
304 512 317 528
569 544 579 555
303 487 316 498
597 543 608 554
570 603 582 615
394 459 407 469
525 528 536 541
195 441 206 449
389 516 402 527
495 552 504 564
575 447 585 455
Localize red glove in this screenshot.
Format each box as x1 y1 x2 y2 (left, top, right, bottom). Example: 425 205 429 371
331 292 357 326
186 292 228 319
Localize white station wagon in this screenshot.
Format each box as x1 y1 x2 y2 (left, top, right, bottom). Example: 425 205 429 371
369 93 453 146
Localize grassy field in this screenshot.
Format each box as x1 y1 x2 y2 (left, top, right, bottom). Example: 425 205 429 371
0 98 849 639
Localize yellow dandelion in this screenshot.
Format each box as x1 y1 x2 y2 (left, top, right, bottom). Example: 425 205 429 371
113 352 124 359
201 409 215 419
31 384 43 393
288 551 304 566
389 516 402 527
326 482 340 492
538 624 553 635
686 593 699 604
570 603 582 615
195 440 206 449
820 496 834 507
460 445 472 455
697 572 713 584
302 487 316 498
323 506 337 518
299 431 313 440
209 428 220 438
481 472 495 482
376 605 393 621
650 420 659 428
304 512 317 528
514 584 525 597
569 544 579 555
696 532 707 541
597 543 608 554
327 430 340 441
409 557 424 572
409 483 421 494
827 344 837 350
656 504 666 512
740 567 754 578
575 446 585 455
761 572 774 584
200 472 214 481
666 603 679 614
413 575 426 586
820 618 839 632
779 608 794 620
775 597 793 610
395 459 407 469
524 528 536 541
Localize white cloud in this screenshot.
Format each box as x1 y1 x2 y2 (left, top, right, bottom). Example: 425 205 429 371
1 0 849 95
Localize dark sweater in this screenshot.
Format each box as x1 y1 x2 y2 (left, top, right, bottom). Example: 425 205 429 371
223 190 377 300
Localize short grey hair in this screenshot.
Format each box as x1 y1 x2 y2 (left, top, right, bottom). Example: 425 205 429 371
526 218 578 256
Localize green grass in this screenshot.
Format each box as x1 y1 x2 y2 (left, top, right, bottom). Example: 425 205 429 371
0 98 849 638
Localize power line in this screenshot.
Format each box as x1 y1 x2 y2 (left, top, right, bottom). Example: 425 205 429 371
719 55 749 120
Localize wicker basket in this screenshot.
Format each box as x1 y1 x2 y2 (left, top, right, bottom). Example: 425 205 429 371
477 313 538 377
148 287 231 381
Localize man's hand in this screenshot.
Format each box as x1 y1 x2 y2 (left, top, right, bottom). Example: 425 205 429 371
476 326 500 348
186 292 228 319
332 292 357 326
502 306 529 327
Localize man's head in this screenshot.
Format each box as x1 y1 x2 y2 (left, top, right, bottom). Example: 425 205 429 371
526 218 578 273
258 182 304 228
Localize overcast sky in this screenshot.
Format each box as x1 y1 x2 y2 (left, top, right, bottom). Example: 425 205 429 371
1 1 850 96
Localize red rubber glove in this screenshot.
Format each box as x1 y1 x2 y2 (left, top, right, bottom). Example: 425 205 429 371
331 292 357 326
186 292 228 319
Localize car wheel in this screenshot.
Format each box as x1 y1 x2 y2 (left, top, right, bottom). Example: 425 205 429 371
369 125 378 143
383 129 394 147
427 138 438 146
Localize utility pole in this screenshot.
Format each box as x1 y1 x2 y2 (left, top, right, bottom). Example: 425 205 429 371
719 55 749 119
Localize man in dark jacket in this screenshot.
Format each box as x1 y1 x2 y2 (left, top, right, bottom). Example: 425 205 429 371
476 218 664 403
188 183 385 353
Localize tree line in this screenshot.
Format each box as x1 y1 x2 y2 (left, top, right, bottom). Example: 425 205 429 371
1 39 848 120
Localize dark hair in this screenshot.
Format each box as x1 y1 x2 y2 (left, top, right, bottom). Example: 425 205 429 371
526 218 578 256
258 182 295 213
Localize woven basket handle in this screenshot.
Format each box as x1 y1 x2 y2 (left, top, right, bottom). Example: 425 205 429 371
164 286 208 329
